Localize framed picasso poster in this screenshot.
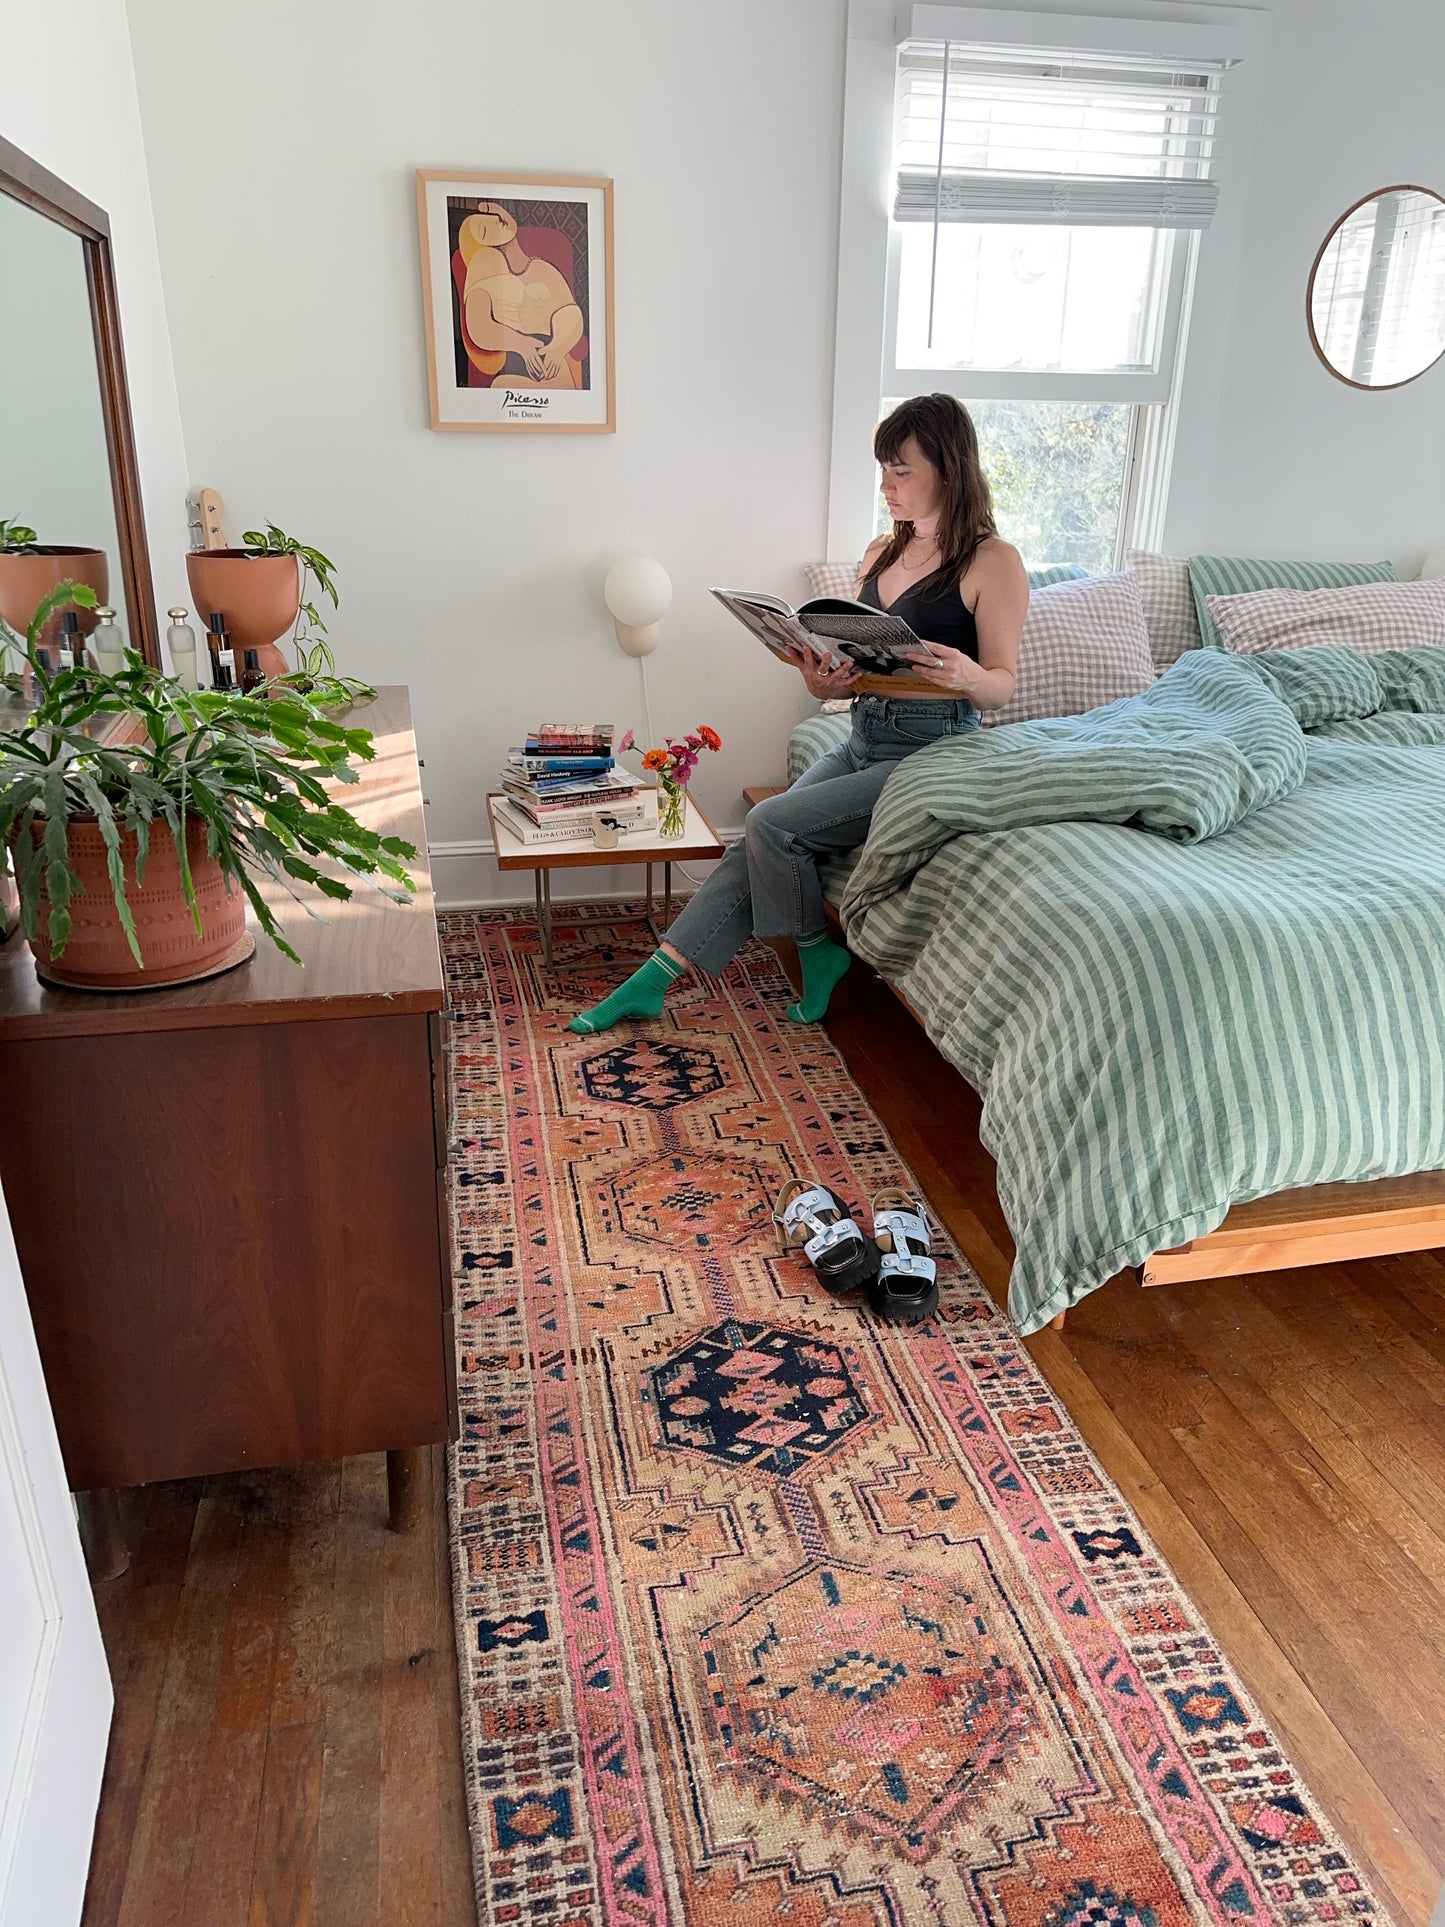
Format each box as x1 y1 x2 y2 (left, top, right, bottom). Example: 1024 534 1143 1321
416 170 615 433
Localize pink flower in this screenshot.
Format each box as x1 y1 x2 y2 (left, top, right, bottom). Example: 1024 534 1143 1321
618 728 635 753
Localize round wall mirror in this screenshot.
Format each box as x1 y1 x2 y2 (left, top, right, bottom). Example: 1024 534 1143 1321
1308 185 1445 389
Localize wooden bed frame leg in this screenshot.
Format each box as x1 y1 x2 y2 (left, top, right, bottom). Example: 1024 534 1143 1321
386 1447 426 1533
1049 1311 1067 1331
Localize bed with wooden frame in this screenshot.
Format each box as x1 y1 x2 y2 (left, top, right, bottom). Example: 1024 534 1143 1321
741 785 1445 1319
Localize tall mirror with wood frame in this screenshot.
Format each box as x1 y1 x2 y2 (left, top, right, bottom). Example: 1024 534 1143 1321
0 134 159 712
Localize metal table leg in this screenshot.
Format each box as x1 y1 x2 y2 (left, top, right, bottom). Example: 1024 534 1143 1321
535 866 553 967
643 860 675 945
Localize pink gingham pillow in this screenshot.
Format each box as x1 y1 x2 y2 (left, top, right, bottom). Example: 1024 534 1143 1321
1208 578 1445 657
803 560 862 600
986 571 1155 728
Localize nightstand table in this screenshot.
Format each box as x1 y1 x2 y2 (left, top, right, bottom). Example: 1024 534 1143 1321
486 792 725 966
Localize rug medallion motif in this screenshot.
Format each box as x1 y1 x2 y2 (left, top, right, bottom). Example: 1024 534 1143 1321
441 906 1391 1927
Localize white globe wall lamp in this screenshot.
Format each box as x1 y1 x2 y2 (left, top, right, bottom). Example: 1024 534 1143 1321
604 555 672 657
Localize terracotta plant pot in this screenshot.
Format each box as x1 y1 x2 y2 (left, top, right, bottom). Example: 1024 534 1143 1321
0 547 109 651
186 550 299 677
20 815 247 989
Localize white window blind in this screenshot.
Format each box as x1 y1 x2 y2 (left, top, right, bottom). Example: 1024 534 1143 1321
894 42 1227 230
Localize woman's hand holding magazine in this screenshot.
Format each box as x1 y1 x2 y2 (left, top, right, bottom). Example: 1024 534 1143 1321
708 587 947 683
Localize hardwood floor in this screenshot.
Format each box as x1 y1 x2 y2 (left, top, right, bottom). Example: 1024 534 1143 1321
80 942 1443 1925
824 955 1445 1927
81 1445 475 1926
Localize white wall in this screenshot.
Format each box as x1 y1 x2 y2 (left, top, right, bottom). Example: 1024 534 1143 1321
126 0 847 904
0 0 191 625
1165 0 1445 564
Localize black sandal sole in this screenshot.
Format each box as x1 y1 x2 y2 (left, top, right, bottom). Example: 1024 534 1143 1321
815 1235 881 1297
869 1276 940 1322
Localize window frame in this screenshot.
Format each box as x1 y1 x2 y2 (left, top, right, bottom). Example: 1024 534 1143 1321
824 0 1259 567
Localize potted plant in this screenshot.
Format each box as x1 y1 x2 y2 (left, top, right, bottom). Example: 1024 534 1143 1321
0 516 110 656
1 582 415 989
186 521 340 678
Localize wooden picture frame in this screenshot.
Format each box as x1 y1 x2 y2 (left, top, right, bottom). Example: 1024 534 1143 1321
416 170 615 433
0 135 161 664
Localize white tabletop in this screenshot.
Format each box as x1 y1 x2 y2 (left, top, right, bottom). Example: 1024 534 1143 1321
486 791 725 870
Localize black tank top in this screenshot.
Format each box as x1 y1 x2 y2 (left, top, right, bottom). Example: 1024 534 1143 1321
858 564 980 660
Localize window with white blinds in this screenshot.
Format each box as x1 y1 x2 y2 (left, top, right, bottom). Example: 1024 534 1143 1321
893 44 1226 230
886 38 1231 392
876 29 1238 569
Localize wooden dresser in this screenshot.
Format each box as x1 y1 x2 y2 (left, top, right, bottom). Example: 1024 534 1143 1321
0 688 454 1535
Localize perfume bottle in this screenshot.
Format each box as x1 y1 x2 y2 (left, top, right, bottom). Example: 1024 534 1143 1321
166 606 199 689
240 648 264 694
93 607 127 678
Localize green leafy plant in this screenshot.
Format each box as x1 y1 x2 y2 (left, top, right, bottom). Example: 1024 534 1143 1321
1 581 415 968
242 521 339 669
0 517 39 553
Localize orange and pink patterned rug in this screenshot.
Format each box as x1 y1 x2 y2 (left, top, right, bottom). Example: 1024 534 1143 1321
441 905 1390 1926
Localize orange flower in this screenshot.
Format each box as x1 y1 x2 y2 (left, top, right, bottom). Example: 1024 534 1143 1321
642 748 669 772
697 725 722 751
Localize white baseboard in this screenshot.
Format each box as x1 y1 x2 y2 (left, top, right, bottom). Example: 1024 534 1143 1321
430 824 742 912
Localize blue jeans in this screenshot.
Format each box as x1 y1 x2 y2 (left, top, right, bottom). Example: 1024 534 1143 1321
665 696 979 975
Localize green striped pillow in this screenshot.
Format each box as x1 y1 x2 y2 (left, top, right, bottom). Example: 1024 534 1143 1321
1027 563 1088 588
1188 554 1398 650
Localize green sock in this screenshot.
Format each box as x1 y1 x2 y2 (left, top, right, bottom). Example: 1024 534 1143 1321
569 948 687 1033
787 931 851 1023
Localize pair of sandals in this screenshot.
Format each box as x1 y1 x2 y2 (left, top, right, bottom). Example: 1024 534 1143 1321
773 1179 938 1322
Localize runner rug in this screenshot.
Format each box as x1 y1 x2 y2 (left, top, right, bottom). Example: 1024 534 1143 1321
440 904 1388 1927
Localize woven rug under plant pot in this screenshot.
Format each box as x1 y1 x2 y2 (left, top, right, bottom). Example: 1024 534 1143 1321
0 546 109 652
186 548 297 677
20 816 252 990
439 903 1395 1927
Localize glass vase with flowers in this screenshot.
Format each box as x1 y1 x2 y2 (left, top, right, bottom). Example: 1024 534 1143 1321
637 725 721 838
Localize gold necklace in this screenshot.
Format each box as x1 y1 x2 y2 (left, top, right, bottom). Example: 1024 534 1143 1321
898 537 939 573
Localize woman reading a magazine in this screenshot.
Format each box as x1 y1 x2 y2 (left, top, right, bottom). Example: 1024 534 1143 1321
570 394 1028 1034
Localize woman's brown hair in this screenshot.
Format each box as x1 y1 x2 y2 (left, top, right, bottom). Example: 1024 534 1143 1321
866 394 996 598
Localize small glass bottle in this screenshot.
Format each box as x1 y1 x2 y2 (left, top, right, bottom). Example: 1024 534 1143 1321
58 609 80 673
166 606 199 689
93 607 127 678
240 648 264 694
206 611 236 689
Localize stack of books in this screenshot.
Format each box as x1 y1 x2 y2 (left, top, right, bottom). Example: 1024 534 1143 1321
493 724 655 846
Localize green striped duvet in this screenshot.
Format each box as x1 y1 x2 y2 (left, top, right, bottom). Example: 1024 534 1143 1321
835 647 1445 1333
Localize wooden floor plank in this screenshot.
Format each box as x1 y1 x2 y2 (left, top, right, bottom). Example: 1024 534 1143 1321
429 1446 478 1926
115 1492 247 1927
245 1463 343 1927
83 1482 203 1926
312 1454 387 1925
380 1446 451 1923
181 1476 294 1927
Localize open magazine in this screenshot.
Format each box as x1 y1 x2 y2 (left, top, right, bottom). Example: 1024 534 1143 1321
709 588 947 679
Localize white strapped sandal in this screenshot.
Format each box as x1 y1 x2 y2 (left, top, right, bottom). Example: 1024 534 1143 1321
773 1179 880 1297
869 1189 939 1322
